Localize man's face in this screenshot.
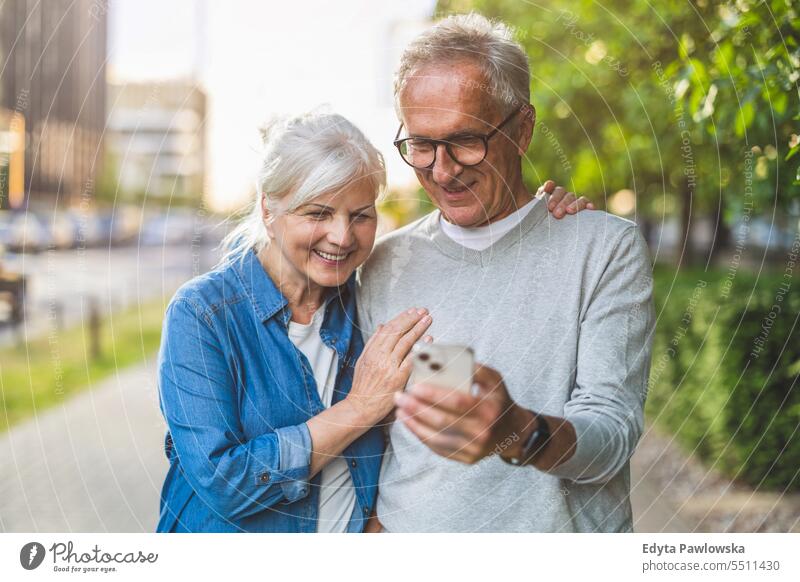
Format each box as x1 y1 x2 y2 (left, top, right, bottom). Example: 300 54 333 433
397 60 532 227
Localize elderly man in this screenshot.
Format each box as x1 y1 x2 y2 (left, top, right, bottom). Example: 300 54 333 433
358 13 654 532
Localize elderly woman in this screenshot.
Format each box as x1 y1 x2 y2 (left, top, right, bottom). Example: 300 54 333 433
156 110 589 533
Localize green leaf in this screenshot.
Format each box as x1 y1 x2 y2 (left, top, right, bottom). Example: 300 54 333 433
772 91 787 115
735 101 755 137
688 58 708 86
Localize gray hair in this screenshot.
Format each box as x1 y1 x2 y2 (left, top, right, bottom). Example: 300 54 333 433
217 110 386 266
394 13 530 115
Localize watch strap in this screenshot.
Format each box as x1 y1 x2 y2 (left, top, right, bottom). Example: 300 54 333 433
502 414 550 466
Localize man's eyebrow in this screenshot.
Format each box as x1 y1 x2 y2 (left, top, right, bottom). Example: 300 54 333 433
408 127 487 140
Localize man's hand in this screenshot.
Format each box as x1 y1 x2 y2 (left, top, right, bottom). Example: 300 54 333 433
394 364 532 464
539 179 595 218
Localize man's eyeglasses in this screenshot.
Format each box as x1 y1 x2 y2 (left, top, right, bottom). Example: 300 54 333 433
393 110 519 170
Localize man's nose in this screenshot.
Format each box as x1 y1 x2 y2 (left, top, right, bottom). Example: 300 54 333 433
431 143 464 185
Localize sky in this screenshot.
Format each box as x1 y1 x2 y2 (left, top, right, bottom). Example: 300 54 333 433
108 0 436 212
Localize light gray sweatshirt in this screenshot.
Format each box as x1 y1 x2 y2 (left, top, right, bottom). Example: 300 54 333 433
357 199 655 532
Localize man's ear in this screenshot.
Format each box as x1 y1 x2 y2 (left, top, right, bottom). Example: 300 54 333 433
516 103 536 156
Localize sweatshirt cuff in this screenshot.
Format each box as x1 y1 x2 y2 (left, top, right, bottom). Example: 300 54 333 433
274 423 312 503
545 414 626 484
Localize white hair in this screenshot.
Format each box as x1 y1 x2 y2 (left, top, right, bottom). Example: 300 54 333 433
217 110 386 267
394 12 530 114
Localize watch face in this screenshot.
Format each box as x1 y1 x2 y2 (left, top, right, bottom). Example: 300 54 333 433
522 416 549 464
499 415 550 466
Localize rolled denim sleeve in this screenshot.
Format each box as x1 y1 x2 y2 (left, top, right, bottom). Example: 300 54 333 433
275 424 312 502
548 226 655 484
158 297 313 520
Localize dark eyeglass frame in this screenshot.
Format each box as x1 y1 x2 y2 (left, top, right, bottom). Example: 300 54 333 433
393 110 520 169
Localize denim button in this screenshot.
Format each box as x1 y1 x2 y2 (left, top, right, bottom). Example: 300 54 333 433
259 472 270 484
363 506 369 515
350 459 357 468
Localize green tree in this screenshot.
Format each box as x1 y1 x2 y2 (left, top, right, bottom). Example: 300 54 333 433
669 0 800 229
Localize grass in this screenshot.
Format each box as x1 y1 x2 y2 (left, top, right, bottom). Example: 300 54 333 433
0 298 166 433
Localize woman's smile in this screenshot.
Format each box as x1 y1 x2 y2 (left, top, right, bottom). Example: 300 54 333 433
312 248 352 265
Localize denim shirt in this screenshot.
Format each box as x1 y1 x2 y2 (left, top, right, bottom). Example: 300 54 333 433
156 247 384 532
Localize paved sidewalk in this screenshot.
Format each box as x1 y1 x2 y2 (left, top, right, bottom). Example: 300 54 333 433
0 356 688 533
630 428 691 532
0 359 167 532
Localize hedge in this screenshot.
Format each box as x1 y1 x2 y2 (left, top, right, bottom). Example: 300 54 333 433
646 260 800 492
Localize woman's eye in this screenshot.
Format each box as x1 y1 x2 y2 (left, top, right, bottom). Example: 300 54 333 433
353 214 375 222
307 212 328 220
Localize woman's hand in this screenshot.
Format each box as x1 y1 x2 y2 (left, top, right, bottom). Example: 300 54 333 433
539 179 595 218
346 308 433 425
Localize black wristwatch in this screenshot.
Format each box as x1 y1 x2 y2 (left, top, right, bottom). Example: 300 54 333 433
501 414 550 466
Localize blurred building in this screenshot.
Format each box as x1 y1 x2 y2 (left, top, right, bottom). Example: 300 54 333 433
0 0 108 211
106 81 206 206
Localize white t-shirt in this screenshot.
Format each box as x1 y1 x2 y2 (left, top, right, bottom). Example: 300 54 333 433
439 196 540 251
287 305 356 533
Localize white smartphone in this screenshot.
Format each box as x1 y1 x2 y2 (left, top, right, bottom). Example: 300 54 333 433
408 343 475 393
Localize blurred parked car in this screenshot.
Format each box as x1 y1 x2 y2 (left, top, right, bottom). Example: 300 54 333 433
0 211 51 253
140 211 197 246
69 210 105 248
0 212 12 253
48 212 79 250
95 207 141 247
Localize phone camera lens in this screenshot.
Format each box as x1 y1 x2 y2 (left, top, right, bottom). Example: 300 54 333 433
418 353 430 361
429 362 442 371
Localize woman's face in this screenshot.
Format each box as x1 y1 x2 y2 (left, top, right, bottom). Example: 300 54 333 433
265 180 378 289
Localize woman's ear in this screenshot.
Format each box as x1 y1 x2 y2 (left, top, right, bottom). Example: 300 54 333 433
517 103 535 156
261 195 275 239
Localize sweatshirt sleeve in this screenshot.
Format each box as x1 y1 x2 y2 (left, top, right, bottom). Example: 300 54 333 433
355 267 377 341
547 225 655 484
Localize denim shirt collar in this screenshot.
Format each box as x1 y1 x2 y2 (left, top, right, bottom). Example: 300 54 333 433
232 247 356 357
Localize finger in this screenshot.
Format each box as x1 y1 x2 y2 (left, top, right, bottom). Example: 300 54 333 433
558 191 577 210
566 196 590 214
382 307 429 341
551 189 569 217
539 179 556 195
382 351 415 395
407 382 480 415
397 409 466 455
395 391 473 433
547 185 566 210
391 313 433 359
398 410 481 462
396 352 413 381
397 397 488 448
422 334 434 343
373 307 427 350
